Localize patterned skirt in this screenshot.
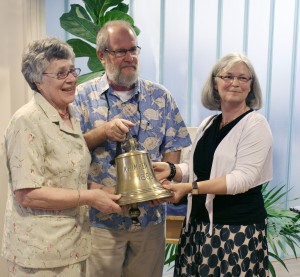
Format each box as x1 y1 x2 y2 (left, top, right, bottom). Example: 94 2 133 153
174 217 269 277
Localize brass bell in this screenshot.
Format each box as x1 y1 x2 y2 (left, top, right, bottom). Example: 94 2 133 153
112 133 173 224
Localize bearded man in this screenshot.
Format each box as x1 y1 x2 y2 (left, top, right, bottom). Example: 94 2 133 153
73 20 191 277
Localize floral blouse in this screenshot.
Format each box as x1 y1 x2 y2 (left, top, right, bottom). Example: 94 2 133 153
1 93 91 268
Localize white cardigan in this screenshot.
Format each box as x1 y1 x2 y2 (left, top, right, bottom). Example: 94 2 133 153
178 111 273 234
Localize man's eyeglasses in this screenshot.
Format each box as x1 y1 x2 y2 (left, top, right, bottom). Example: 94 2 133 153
104 46 141 58
43 68 81 80
215 75 252 84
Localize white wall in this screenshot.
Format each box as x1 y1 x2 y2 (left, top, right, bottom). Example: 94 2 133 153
0 0 45 274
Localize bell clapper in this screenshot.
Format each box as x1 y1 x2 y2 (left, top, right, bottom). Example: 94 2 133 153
129 203 141 226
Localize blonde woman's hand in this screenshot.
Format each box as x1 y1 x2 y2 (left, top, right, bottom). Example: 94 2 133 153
162 182 191 204
152 162 170 181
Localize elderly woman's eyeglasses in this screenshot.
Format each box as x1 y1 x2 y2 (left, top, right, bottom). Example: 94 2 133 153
43 68 81 80
104 46 141 58
215 75 252 84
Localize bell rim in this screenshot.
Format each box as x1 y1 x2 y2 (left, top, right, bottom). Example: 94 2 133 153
117 190 174 205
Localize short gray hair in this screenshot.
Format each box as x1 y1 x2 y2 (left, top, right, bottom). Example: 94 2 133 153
96 20 137 52
201 52 263 110
22 37 75 92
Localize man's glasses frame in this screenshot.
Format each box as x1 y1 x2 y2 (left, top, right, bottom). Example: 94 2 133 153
104 46 141 58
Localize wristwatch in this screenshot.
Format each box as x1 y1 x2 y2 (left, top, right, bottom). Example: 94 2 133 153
192 181 198 195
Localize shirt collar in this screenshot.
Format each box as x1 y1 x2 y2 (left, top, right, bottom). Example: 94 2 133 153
33 92 79 134
34 92 61 123
99 73 140 97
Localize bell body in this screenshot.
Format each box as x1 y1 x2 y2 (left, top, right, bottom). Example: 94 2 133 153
115 150 173 205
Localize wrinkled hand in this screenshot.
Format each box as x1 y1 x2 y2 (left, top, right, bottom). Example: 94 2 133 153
90 189 122 214
105 118 135 142
101 186 116 194
88 182 104 190
152 162 170 182
88 182 116 194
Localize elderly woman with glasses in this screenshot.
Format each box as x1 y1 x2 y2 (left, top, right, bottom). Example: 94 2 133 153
154 52 273 276
2 37 122 277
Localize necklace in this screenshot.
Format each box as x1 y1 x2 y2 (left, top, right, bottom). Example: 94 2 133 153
58 109 70 120
220 106 248 128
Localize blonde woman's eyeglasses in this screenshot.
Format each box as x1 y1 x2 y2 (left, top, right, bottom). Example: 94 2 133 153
215 75 252 84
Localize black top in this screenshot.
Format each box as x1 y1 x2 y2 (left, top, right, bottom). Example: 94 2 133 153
191 110 267 224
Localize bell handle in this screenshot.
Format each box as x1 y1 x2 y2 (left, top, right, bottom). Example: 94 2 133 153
109 141 122 165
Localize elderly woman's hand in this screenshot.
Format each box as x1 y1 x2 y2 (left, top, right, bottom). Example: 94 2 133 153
88 189 122 214
88 181 116 194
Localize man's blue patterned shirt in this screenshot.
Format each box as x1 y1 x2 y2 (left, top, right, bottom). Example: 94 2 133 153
73 74 191 231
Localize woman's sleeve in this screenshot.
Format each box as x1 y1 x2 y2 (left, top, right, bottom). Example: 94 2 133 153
226 116 273 194
5 116 45 191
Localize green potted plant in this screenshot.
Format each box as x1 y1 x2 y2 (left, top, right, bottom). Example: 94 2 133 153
164 183 300 277
59 0 140 84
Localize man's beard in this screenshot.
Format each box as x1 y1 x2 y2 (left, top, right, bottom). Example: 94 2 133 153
106 61 139 88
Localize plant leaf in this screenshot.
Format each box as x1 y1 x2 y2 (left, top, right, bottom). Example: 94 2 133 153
164 243 177 266
82 0 104 23
99 10 133 26
77 71 104 84
66 38 97 58
269 251 289 272
99 0 124 17
60 4 100 44
268 260 276 277
98 10 141 35
111 3 129 14
68 3 92 20
264 185 287 208
87 56 104 71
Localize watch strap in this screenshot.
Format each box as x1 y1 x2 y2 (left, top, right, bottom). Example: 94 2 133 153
192 181 198 195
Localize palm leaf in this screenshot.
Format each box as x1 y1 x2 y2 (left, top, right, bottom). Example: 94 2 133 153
263 182 300 276
164 243 177 266
269 251 289 273
268 260 276 277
